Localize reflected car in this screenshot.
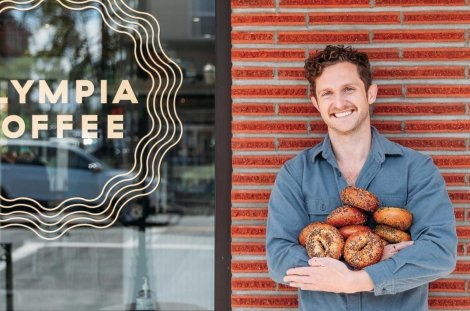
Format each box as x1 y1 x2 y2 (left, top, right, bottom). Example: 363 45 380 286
0 139 160 224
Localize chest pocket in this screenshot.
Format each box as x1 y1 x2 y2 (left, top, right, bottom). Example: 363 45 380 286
377 195 406 208
306 199 335 223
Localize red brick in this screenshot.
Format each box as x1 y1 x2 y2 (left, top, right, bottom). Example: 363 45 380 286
405 120 470 132
373 66 465 79
232 174 277 185
278 138 322 150
309 48 399 60
231 190 271 202
310 121 328 133
377 85 403 97
443 174 466 186
278 68 305 80
232 242 266 255
233 155 293 168
454 208 465 221
405 12 470 24
232 121 308 133
232 49 305 61
389 138 466 150
232 0 274 7
359 48 400 60
371 121 403 133
232 14 305 26
232 32 274 44
448 191 470 203
232 103 275 116
429 279 465 292
309 12 400 25
454 261 470 274
407 85 470 97
232 278 276 290
280 0 369 7
403 48 470 60
278 103 318 115
433 157 470 169
456 228 470 239
232 138 275 150
278 32 369 44
373 103 466 115
232 260 268 273
376 0 464 6
373 30 464 42
429 297 470 309
231 225 266 238
279 283 298 291
232 208 268 220
232 295 298 308
232 67 274 79
457 243 465 256
232 86 307 98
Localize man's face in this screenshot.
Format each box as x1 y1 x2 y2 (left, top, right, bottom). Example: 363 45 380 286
310 62 377 136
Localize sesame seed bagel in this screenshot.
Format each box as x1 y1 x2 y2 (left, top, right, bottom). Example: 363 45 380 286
341 186 380 212
305 223 344 259
299 222 333 246
374 224 412 244
343 231 384 269
327 206 367 227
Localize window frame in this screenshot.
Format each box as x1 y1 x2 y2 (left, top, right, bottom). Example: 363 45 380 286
214 0 232 310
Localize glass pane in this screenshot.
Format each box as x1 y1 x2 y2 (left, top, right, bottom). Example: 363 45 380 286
0 1 215 310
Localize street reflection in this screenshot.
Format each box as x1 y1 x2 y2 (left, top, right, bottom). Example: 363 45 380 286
0 215 214 311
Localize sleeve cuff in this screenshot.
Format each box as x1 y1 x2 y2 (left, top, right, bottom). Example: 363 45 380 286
363 259 396 296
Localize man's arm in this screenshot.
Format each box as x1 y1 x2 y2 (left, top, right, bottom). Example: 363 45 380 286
266 161 310 284
363 155 457 295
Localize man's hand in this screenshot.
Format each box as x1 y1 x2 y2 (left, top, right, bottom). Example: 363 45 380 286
381 241 414 261
283 257 374 293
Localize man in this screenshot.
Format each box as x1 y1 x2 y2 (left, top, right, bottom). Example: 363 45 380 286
266 45 457 311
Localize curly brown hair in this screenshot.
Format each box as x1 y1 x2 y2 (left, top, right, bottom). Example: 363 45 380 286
304 45 372 98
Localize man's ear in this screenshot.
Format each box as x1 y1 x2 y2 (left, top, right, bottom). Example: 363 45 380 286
310 96 319 112
367 84 378 105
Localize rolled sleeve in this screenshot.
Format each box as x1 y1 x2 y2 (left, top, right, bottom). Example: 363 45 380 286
266 161 310 284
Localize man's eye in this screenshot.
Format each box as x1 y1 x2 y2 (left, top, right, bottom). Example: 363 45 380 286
345 87 355 93
321 91 331 97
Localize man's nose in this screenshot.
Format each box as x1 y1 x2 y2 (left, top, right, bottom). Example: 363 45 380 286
332 94 348 109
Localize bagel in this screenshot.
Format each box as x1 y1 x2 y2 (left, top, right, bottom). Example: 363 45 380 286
327 206 367 227
299 222 333 246
305 223 344 259
341 186 379 212
374 224 411 243
373 207 413 231
343 231 384 269
338 225 371 239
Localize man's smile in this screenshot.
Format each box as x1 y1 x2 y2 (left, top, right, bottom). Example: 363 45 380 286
331 109 355 118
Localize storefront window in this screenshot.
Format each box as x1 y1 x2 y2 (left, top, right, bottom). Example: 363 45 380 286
0 1 215 310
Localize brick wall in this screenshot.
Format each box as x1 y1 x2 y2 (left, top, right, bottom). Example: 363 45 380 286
230 0 470 309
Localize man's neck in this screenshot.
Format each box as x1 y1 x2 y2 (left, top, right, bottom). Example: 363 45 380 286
328 126 372 185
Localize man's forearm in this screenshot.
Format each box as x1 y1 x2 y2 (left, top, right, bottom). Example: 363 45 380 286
348 270 374 293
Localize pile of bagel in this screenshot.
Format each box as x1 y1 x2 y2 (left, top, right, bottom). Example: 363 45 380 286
299 186 413 269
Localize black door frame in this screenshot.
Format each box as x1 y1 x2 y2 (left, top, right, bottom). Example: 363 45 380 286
214 0 232 310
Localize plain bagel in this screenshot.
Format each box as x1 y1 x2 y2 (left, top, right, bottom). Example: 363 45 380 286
373 207 413 231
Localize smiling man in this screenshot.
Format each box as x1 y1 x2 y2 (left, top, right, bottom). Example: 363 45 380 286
266 45 457 311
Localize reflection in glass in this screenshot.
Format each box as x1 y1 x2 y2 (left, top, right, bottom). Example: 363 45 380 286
0 1 215 310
